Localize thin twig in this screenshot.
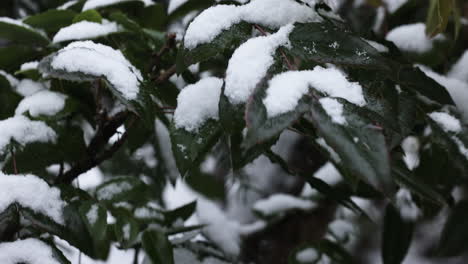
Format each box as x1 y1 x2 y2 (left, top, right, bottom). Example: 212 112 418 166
10 148 17 174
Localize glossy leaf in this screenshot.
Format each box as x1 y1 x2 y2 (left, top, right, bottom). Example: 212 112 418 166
142 229 174 264
382 204 413 264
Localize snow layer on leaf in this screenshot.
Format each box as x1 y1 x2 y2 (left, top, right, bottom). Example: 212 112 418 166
419 65 468 122
395 188 421 222
0 116 56 154
253 193 316 216
15 90 67 117
316 138 341 162
401 136 420 170
429 112 461 133
51 41 142 100
57 0 79 10
168 0 189 14
0 173 65 224
363 39 389 52
225 24 294 105
184 0 319 49
296 248 319 263
174 77 223 132
319 98 346 125
263 67 365 117
0 70 19 87
448 49 468 83
0 17 35 30
96 181 133 201
82 0 153 11
20 61 39 71
53 20 121 43
15 79 45 97
0 238 61 264
86 204 99 224
385 23 444 53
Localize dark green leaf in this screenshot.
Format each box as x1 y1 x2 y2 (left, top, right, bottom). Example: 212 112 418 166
73 9 102 23
0 19 49 45
142 229 174 264
164 201 197 225
23 9 76 33
0 204 20 241
438 200 468 256
382 204 413 264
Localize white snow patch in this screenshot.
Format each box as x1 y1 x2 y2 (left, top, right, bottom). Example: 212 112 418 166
320 98 346 125
429 112 461 133
50 41 142 100
385 23 444 53
15 79 45 97
53 20 121 43
184 0 319 49
86 204 99 224
15 90 67 117
134 206 164 220
168 0 189 14
20 61 39 71
0 17 35 31
296 248 319 263
452 136 468 160
225 24 294 105
401 136 420 170
174 77 223 132
253 193 316 216
419 65 468 122
96 181 133 201
0 70 19 87
395 188 421 222
0 116 56 154
382 0 408 13
363 39 389 53
57 0 79 10
0 238 61 264
83 0 153 11
263 67 365 117
448 49 468 83
316 137 341 162
0 173 65 224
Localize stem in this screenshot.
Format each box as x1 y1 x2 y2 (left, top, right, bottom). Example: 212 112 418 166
10 148 18 174
133 247 140 264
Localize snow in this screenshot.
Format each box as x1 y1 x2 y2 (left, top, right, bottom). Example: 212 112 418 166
363 39 389 53
418 65 468 122
225 24 294 105
429 112 461 133
20 61 39 71
0 17 35 30
385 23 444 53
86 204 99 224
53 20 121 43
168 0 189 14
316 138 341 162
395 188 421 221
314 162 342 185
173 77 223 132
253 193 316 216
15 79 45 96
15 90 67 117
0 70 19 87
401 136 420 171
319 98 346 125
82 0 153 11
133 143 157 168
57 0 79 10
451 136 468 160
0 173 65 224
96 181 133 201
0 238 61 264
262 67 365 117
382 0 408 13
184 0 319 50
50 41 142 100
0 116 57 154
134 206 164 220
296 248 319 263
448 50 468 83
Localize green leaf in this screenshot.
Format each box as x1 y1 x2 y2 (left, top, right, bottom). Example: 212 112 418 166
309 98 394 194
113 210 140 248
438 200 468 256
73 9 102 23
164 201 197 225
382 204 413 264
169 120 222 176
0 80 21 119
0 204 20 241
95 177 148 204
0 45 43 71
23 9 77 33
142 229 174 264
167 0 215 22
0 19 49 45
176 21 251 73
288 21 389 70
79 201 108 242
425 0 454 37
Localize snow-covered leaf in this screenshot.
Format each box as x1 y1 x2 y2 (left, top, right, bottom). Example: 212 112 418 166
95 176 148 204
0 17 50 45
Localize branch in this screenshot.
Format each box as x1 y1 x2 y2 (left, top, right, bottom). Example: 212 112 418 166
55 112 135 185
153 64 177 84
